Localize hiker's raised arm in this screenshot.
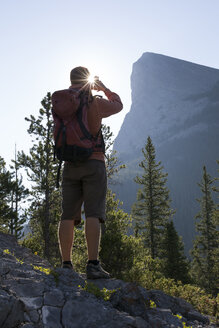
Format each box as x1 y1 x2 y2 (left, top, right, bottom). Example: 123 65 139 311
94 89 123 118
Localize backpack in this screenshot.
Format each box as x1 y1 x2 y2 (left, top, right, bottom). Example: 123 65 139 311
51 88 105 187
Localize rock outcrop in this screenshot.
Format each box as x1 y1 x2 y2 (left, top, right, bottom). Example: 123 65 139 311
0 232 215 327
113 52 219 252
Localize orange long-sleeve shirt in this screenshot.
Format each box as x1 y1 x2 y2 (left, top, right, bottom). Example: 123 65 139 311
87 89 123 161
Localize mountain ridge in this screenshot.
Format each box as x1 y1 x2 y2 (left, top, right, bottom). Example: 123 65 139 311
113 52 219 252
136 52 219 72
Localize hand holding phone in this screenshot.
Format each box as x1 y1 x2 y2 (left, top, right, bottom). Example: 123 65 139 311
91 76 107 92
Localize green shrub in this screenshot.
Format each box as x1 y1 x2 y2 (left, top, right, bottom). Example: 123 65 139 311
79 282 116 301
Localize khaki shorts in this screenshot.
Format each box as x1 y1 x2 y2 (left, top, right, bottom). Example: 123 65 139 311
61 160 107 225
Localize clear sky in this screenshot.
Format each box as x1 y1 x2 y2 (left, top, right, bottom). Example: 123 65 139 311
1 0 219 166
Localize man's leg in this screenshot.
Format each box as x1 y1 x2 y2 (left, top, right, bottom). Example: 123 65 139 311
85 217 100 260
85 217 110 279
58 220 75 261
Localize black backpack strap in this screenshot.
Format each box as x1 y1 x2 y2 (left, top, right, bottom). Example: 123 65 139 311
76 100 93 141
93 127 105 154
55 122 66 188
101 132 105 154
53 120 64 160
97 132 105 154
56 160 62 188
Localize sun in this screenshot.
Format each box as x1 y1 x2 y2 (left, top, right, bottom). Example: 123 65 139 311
87 74 96 84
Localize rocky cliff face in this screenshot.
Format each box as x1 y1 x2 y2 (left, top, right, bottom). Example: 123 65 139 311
0 232 215 327
113 53 219 252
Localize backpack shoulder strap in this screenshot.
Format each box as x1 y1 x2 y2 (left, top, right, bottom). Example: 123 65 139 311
76 97 93 140
54 121 66 188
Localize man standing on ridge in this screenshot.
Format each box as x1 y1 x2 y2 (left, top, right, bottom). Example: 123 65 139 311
53 66 123 279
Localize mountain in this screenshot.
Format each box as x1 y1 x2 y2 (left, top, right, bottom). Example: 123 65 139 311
113 52 219 253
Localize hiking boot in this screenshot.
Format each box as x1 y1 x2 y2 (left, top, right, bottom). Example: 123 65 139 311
86 262 110 279
62 262 73 269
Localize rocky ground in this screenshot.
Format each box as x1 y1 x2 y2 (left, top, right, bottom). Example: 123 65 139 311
0 232 216 327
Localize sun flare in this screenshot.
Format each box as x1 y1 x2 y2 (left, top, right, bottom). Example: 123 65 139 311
87 74 96 84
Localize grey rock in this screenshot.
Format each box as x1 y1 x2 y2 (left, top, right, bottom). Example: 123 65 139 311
0 265 10 276
187 310 210 324
89 277 128 291
109 282 150 318
9 267 40 278
44 289 65 307
121 315 136 326
62 298 132 328
20 296 43 310
147 308 183 327
24 312 31 322
0 294 13 326
0 288 10 297
147 316 168 328
0 292 24 328
29 309 40 323
10 279 45 297
42 305 62 328
0 231 216 328
148 290 211 325
148 289 194 316
0 231 52 269
55 268 84 288
62 298 105 328
134 316 151 328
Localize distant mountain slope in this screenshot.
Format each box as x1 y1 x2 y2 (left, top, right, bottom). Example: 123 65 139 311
113 53 219 252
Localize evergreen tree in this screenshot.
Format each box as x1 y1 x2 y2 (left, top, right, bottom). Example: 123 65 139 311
98 125 134 278
0 154 28 237
100 189 137 279
102 124 125 182
161 220 190 283
18 93 61 261
212 160 219 222
191 166 218 294
8 146 29 239
132 136 174 259
212 161 219 288
0 156 13 231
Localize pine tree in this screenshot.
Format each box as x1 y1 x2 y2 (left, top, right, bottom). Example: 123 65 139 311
18 93 61 261
191 166 218 294
211 161 219 288
212 160 219 223
0 154 28 237
8 146 29 239
132 136 174 259
162 220 190 283
102 124 125 182
99 126 135 278
0 157 13 231
100 189 137 279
